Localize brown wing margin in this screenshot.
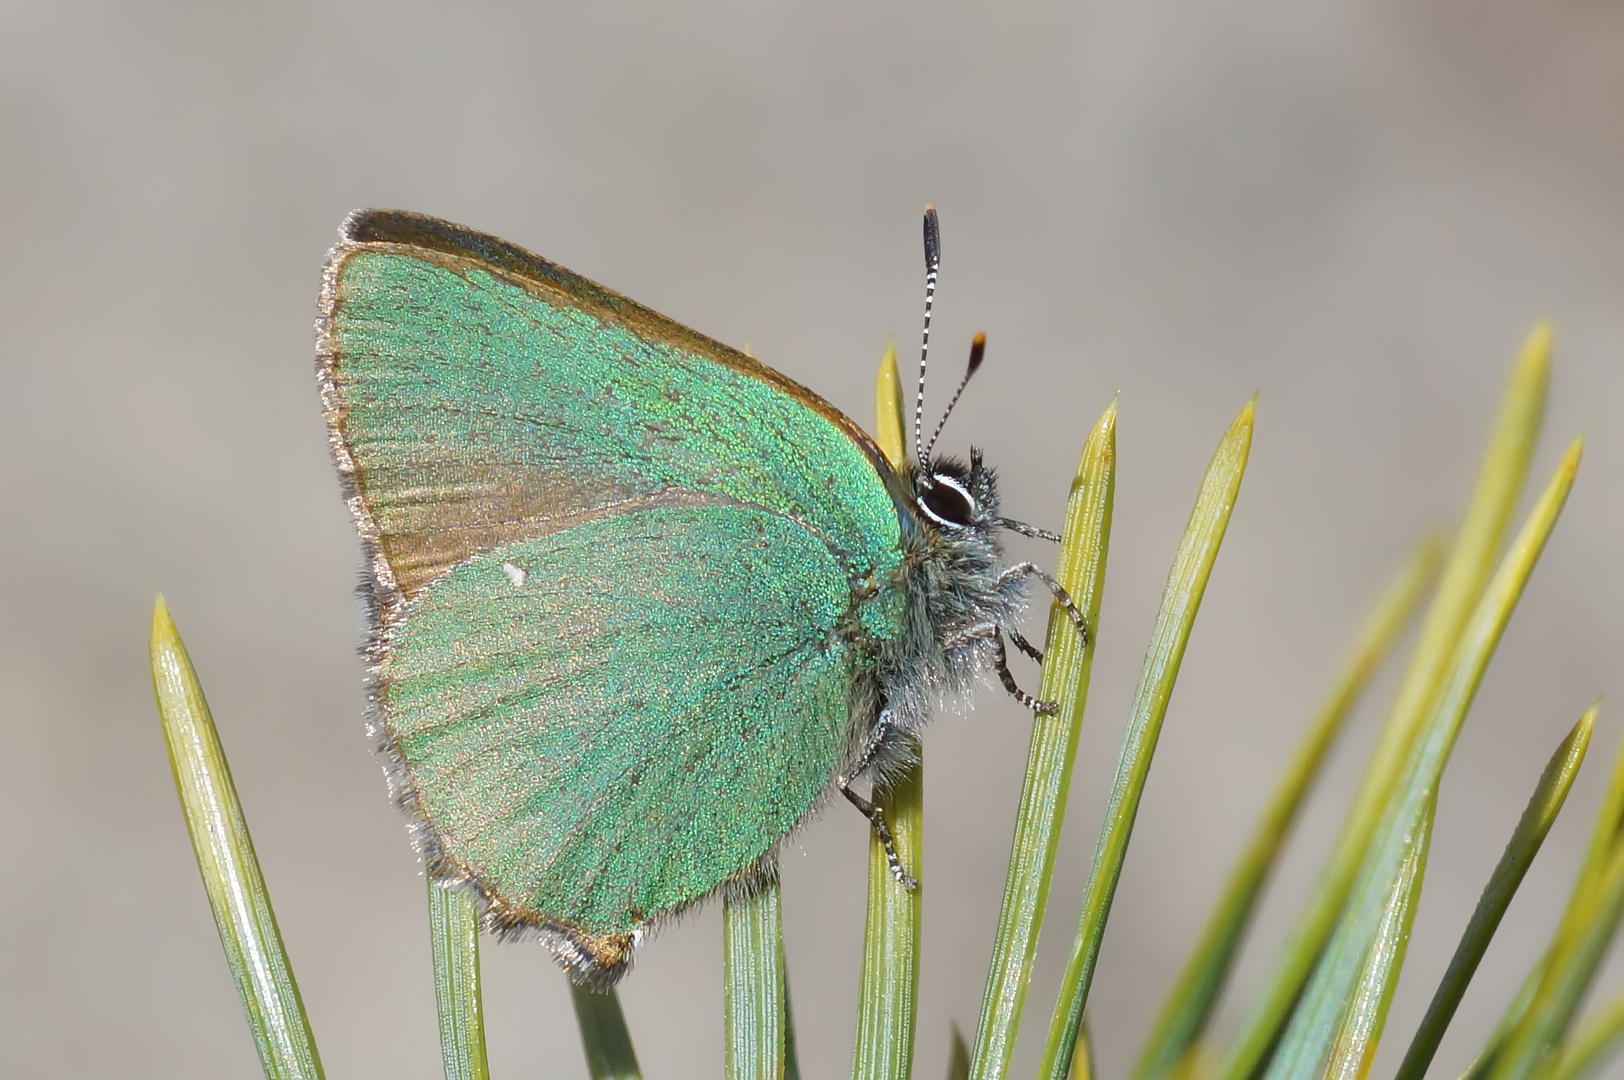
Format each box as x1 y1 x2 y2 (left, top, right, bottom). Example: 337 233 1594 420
338 208 898 485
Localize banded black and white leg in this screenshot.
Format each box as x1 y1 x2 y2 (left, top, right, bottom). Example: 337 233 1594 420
955 565 1090 713
999 562 1088 647
1006 626 1045 663
837 708 918 890
942 620 1056 714
996 517 1062 543
991 628 1057 714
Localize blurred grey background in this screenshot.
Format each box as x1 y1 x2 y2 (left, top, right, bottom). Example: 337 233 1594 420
4 1 1623 1077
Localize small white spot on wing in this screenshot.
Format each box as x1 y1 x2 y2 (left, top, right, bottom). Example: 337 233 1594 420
502 562 528 588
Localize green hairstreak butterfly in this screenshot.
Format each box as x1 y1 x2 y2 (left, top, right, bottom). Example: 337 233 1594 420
317 208 1085 984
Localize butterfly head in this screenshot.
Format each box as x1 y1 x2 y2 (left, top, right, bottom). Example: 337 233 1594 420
912 449 999 536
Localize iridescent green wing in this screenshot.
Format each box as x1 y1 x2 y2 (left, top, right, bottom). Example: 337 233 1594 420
388 504 854 982
318 210 903 603
317 211 906 980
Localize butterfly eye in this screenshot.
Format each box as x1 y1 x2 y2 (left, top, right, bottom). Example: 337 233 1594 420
918 473 978 529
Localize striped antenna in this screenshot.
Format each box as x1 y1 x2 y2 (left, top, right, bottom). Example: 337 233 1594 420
915 206 941 466
921 331 986 465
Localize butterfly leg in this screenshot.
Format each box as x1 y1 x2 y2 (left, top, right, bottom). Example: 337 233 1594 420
840 784 918 890
993 628 1059 715
996 516 1062 542
998 562 1088 646
1006 627 1044 664
838 711 919 890
945 620 1058 714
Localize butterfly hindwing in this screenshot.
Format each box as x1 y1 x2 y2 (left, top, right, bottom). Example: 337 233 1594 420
388 502 855 980
317 211 909 979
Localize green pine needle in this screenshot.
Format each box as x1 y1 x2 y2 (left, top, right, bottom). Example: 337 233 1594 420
1393 706 1595 1080
1038 396 1257 1080
1264 436 1581 1080
1468 725 1624 1080
725 872 789 1080
949 1024 972 1080
1074 1019 1099 1080
149 597 326 1080
1214 326 1553 1080
571 984 643 1079
428 880 490 1080
1325 803 1433 1080
968 397 1116 1080
785 960 803 1080
1484 718 1624 1080
1132 536 1442 1080
1550 989 1624 1080
1489 844 1624 1080
852 340 924 1080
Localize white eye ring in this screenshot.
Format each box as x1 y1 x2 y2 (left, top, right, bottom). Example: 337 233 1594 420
918 472 977 529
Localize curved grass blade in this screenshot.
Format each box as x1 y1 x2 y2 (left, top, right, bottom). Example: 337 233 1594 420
726 872 787 1080
853 340 923 1080
1263 437 1582 1080
1550 989 1624 1080
1131 538 1442 1080
571 985 643 1079
428 881 490 1080
1393 708 1595 1080
149 597 326 1080
1465 727 1624 1080
1038 398 1257 1080
967 399 1117 1080
1215 326 1553 1080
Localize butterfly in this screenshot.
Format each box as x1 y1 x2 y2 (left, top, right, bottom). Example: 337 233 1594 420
317 207 1085 985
